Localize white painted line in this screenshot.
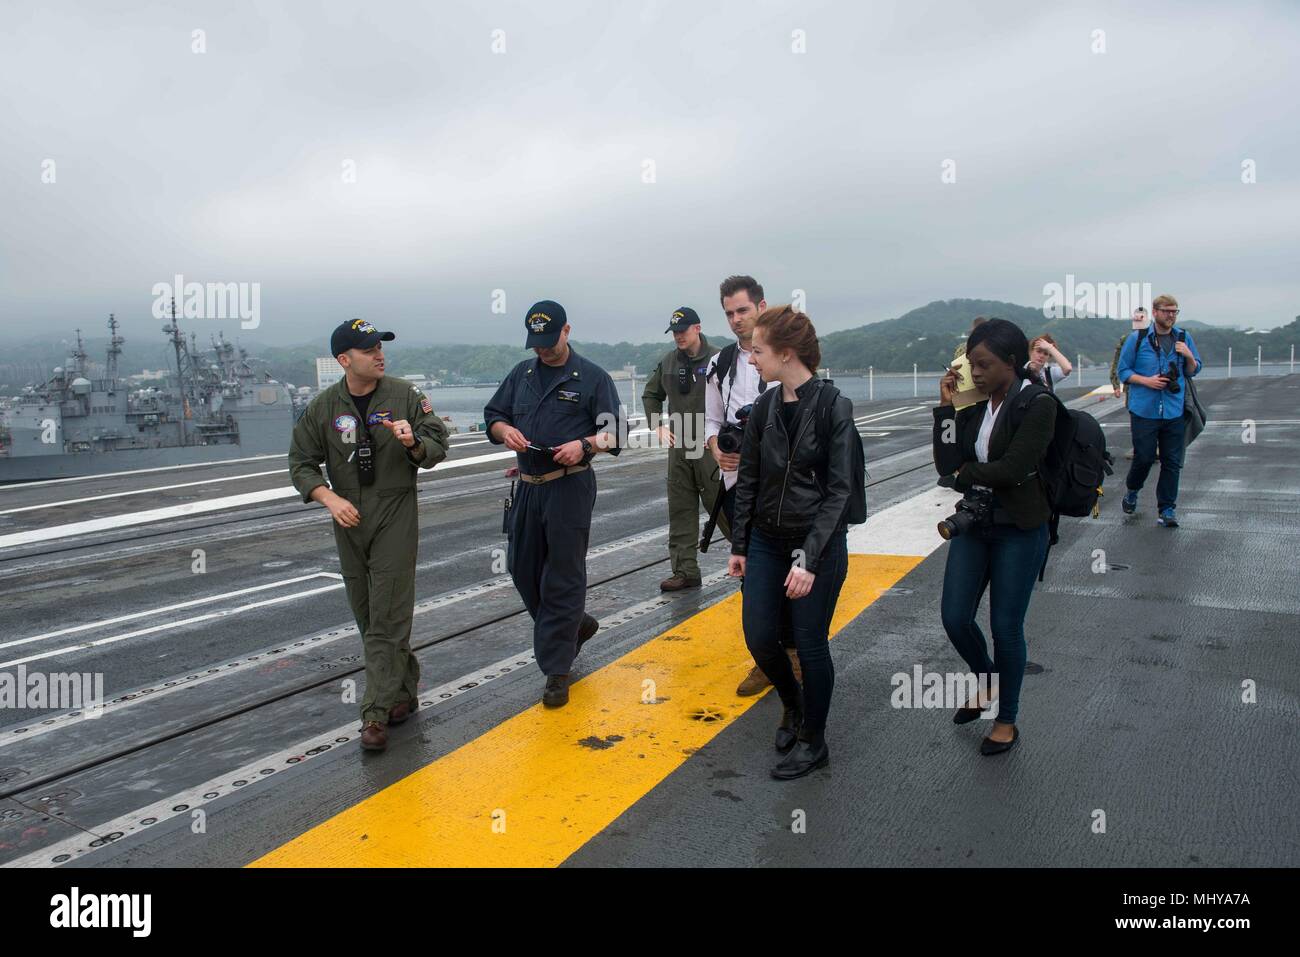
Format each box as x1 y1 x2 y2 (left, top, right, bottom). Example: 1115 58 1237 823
0 449 519 551
0 470 288 516
0 583 352 669
0 524 672 745
856 406 926 425
849 483 953 557
9 569 734 868
0 573 342 652
0 453 288 491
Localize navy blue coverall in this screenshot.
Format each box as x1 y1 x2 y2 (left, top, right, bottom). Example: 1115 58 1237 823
484 348 624 676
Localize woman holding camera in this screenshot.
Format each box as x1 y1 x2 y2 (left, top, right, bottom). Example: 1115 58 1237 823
933 318 1055 756
728 306 857 779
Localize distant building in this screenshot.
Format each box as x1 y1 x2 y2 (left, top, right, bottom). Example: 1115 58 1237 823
316 357 343 390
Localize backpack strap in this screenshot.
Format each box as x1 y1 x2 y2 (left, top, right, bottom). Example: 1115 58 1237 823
1037 513 1059 582
707 343 737 385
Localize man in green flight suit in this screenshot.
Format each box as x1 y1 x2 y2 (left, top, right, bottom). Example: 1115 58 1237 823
288 319 450 752
641 306 723 591
1110 307 1148 459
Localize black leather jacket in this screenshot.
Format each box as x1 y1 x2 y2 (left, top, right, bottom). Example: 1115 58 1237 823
730 377 856 573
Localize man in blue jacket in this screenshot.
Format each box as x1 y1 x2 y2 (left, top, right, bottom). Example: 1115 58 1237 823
1116 294 1203 527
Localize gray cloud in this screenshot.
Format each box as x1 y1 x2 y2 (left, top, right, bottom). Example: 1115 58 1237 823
3 0 1298 349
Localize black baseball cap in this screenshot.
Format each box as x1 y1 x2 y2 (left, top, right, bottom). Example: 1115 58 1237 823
331 318 395 357
524 300 567 347
666 306 701 333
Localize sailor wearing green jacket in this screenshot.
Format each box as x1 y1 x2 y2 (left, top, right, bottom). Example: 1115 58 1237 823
641 307 722 591
288 319 450 752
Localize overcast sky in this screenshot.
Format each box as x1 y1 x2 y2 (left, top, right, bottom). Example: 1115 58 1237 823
3 0 1298 350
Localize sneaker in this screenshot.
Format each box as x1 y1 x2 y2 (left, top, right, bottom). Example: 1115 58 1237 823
1121 490 1138 514
1157 508 1179 528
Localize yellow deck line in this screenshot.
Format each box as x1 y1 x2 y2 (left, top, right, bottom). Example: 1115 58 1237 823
251 553 924 868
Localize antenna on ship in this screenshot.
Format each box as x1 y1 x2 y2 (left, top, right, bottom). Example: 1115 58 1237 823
70 328 88 377
163 297 189 445
106 313 124 383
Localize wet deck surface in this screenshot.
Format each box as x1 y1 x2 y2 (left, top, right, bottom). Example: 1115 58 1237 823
1 378 1296 867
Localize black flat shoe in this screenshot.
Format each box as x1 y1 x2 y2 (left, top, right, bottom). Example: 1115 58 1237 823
771 734 829 780
980 725 1019 755
952 707 984 725
775 705 803 753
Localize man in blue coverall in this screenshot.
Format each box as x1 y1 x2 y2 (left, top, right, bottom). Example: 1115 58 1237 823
483 300 625 707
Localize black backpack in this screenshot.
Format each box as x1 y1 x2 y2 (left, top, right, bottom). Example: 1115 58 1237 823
813 381 868 525
1008 381 1114 577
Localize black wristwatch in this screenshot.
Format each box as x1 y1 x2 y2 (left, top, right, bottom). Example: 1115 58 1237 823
580 437 593 456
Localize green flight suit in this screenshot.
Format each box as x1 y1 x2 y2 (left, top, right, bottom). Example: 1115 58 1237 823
288 375 450 723
1111 333 1133 407
642 335 723 579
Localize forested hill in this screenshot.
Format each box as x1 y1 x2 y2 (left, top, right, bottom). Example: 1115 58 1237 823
816 299 1298 373
8 300 1296 391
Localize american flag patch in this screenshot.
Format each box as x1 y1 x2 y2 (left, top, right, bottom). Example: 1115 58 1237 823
420 396 433 414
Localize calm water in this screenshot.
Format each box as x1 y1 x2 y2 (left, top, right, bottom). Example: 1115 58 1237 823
424 364 1295 431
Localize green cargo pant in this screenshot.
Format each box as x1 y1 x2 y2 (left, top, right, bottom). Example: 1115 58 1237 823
333 486 420 724
667 446 723 579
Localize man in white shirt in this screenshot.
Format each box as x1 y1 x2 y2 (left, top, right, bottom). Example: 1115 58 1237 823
1026 334 1072 392
704 275 799 696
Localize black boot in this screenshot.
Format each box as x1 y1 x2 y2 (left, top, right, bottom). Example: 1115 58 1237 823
775 701 803 754
771 728 829 780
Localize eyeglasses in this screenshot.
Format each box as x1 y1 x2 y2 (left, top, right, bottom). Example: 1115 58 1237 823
1155 307 1180 315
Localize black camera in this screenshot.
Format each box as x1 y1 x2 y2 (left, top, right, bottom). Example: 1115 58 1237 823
1164 360 1181 394
716 402 754 455
938 488 995 540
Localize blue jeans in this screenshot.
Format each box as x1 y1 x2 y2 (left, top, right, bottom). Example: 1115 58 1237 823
741 525 849 732
1126 413 1186 511
726 485 794 650
939 521 1048 725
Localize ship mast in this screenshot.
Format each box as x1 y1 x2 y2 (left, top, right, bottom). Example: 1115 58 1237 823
70 328 88 378
105 313 124 382
162 298 190 444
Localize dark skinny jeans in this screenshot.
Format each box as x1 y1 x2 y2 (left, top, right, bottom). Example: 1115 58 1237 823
939 521 1048 725
741 525 849 732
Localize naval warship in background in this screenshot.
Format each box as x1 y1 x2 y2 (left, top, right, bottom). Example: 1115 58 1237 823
0 304 295 482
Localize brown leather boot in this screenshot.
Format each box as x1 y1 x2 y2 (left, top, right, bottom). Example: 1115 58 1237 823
661 574 703 592
786 647 803 684
736 664 771 696
388 699 417 725
360 721 388 751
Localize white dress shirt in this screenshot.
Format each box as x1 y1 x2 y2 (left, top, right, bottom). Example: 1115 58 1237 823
973 377 1023 489
704 342 766 490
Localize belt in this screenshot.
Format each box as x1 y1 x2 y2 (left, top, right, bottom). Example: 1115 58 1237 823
518 463 589 485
